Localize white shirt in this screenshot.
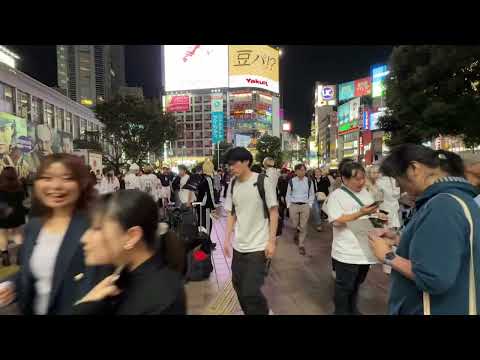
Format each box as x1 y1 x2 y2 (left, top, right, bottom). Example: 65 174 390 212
224 173 278 253
98 176 120 194
265 167 280 189
179 174 195 204
140 174 160 201
286 176 315 208
124 173 141 190
326 187 377 264
29 229 65 315
376 176 401 228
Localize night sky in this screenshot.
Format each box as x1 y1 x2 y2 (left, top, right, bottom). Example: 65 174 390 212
8 45 393 136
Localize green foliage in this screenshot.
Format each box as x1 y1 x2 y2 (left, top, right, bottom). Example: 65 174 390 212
255 134 282 167
379 46 480 147
95 96 177 169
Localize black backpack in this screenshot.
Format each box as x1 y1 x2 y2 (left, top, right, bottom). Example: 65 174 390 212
230 173 270 219
172 176 181 192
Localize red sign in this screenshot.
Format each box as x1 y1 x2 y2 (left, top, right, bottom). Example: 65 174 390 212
354 77 372 97
166 95 190 112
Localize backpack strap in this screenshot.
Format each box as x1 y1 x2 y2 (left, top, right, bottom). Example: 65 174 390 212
230 178 237 216
257 173 270 220
340 186 365 207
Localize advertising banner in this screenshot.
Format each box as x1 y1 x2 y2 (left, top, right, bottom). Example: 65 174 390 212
229 45 279 93
317 84 337 106
371 64 389 98
338 81 355 102
354 77 372 97
163 45 229 91
362 110 370 130
211 94 223 112
166 95 190 112
211 113 224 144
337 98 360 134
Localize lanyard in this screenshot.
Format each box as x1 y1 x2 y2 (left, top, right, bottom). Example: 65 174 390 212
340 186 365 207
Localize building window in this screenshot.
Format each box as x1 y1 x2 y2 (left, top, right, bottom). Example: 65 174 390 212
186 141 193 148
195 123 202 130
204 113 211 120
44 102 54 128
31 96 43 123
73 116 80 139
56 108 64 131
195 141 203 148
205 149 212 156
65 112 72 134
185 131 193 139
195 149 203 156
177 141 184 148
185 123 193 130
203 122 211 130
0 83 14 114
16 90 30 120
194 105 202 112
194 97 202 104
194 131 202 139
186 114 193 122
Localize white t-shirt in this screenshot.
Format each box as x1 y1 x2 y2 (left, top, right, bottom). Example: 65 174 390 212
140 174 160 201
29 230 65 315
98 176 120 194
376 176 401 228
326 187 377 264
124 173 141 190
224 173 278 253
265 167 280 189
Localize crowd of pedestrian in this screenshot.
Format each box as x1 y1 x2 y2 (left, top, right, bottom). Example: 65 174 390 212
0 143 479 316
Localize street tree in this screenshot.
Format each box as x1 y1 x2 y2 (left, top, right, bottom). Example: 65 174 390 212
95 96 177 170
379 46 480 147
255 134 282 167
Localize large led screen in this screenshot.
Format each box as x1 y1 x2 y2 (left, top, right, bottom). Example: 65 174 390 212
163 45 229 91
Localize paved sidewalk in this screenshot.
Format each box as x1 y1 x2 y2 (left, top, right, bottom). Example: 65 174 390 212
186 204 390 315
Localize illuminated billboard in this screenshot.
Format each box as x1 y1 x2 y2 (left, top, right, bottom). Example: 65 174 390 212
354 77 372 97
163 45 229 91
317 84 337 106
165 95 190 112
229 45 279 93
337 98 360 134
371 64 389 98
338 81 355 102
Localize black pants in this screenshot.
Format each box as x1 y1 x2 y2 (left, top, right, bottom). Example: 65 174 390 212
232 250 269 315
332 259 370 315
223 183 229 198
277 198 286 236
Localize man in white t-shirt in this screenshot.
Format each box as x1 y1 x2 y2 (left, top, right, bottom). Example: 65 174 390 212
224 147 278 315
124 163 141 190
325 159 381 315
178 165 195 206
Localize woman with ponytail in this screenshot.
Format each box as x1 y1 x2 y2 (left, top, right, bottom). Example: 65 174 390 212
369 144 480 315
73 190 186 315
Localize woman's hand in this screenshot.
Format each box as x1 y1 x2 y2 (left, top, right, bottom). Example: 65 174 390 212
359 204 379 216
368 234 392 262
0 282 15 307
77 275 122 304
370 228 400 246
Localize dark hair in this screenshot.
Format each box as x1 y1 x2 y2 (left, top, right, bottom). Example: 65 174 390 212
92 190 184 272
294 164 306 171
178 165 187 173
225 147 253 167
251 164 262 173
32 153 96 217
0 167 22 192
380 144 464 179
339 158 365 180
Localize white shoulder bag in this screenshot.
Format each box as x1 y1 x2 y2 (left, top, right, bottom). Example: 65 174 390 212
423 194 477 315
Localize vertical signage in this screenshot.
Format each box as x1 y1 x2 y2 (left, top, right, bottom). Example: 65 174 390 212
211 94 224 144
371 64 389 98
338 81 355 102
354 77 372 97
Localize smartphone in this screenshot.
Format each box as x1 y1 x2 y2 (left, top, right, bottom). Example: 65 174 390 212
264 259 272 276
368 200 383 207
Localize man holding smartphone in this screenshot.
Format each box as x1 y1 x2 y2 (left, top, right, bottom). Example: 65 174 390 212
223 147 279 315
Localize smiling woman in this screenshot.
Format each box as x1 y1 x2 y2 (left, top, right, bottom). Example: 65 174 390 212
0 154 108 315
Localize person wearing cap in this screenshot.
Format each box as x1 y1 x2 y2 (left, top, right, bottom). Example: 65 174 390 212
124 163 141 190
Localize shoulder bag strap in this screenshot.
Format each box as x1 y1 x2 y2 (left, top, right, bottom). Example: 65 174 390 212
423 193 476 315
340 186 365 208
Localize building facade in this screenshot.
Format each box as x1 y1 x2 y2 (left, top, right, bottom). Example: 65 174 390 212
57 45 126 108
0 57 104 178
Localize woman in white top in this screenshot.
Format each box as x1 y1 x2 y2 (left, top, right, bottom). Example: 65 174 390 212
376 174 401 229
98 170 120 194
325 159 384 315
140 165 160 202
0 154 107 314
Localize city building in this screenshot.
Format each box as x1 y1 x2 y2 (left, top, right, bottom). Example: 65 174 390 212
117 86 144 99
0 47 104 178
57 45 126 108
162 45 281 164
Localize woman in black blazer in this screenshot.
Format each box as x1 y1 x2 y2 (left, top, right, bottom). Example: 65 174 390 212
73 190 186 315
0 154 108 315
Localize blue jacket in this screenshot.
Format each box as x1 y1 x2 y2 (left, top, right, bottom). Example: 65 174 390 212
13 212 110 315
389 178 480 315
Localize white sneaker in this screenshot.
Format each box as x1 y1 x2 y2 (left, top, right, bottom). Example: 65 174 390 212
268 309 275 315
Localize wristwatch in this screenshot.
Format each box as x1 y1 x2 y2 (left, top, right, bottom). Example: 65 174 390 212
384 251 396 266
